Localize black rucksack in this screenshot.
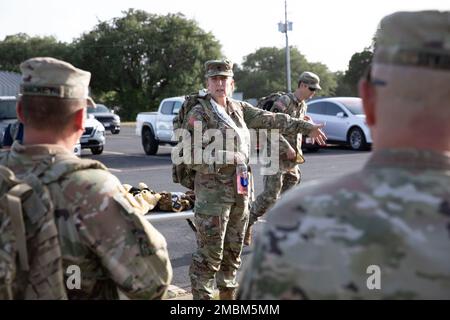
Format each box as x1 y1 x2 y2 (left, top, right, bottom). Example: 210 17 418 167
256 92 287 111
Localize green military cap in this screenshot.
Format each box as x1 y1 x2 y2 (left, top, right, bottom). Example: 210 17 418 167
204 59 234 78
298 71 321 90
374 10 450 70
20 57 95 106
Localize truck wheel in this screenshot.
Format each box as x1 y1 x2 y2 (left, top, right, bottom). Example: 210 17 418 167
142 127 159 155
91 146 104 155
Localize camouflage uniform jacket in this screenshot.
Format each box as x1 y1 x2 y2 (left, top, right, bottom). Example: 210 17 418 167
184 97 314 215
270 94 308 169
239 149 450 299
0 142 172 299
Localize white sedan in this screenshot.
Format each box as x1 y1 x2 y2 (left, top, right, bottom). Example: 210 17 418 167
307 97 372 151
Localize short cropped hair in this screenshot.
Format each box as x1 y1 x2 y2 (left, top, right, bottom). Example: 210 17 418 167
20 96 86 132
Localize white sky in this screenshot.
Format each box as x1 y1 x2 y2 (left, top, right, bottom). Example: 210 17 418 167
0 0 448 72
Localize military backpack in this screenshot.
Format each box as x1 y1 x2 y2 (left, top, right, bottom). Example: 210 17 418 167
171 91 215 190
256 91 298 112
0 154 105 299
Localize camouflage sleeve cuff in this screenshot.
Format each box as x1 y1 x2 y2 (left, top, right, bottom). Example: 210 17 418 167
293 119 314 135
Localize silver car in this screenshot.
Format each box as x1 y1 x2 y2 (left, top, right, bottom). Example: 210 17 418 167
80 116 106 155
307 97 372 151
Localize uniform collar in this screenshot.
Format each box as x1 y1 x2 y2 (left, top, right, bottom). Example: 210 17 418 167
290 93 305 108
365 148 450 171
225 98 242 115
11 141 73 159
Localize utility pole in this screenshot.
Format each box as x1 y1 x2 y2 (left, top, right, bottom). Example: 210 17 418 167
278 0 292 92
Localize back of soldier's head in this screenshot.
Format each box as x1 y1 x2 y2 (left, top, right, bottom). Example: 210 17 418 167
369 11 450 114
18 57 95 132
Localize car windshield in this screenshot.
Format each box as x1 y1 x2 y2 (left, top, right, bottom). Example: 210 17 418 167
0 100 17 119
88 104 110 113
339 99 364 115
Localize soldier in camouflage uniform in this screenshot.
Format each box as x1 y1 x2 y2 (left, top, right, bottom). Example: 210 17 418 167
0 57 172 299
2 121 24 147
245 72 321 246
186 59 326 300
238 10 450 299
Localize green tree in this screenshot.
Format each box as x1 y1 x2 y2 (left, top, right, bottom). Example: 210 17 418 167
72 9 222 120
234 46 337 100
0 33 71 72
335 49 373 97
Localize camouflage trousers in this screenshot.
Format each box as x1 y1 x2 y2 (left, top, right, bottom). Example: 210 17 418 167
189 200 249 300
249 165 301 225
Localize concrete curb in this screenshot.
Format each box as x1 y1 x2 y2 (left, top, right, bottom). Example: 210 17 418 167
121 122 136 127
164 285 193 300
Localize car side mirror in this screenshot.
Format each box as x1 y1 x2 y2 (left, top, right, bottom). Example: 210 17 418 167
336 112 346 118
87 114 95 119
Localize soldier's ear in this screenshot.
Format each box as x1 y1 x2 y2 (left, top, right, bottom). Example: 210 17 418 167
359 78 376 126
73 108 85 132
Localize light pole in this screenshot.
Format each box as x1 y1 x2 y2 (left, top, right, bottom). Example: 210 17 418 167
278 0 292 92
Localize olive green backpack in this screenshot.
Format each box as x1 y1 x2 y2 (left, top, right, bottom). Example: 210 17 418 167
171 92 215 190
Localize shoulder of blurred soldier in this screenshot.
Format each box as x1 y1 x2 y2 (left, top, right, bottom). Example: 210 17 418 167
241 163 450 299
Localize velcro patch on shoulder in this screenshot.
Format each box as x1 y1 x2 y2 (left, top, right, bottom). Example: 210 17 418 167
273 100 287 112
188 115 199 128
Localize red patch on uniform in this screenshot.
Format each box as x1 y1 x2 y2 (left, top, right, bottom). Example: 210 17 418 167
188 116 198 127
274 101 286 111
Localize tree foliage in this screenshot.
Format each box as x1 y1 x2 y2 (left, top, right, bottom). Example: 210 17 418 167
335 49 373 97
0 8 378 119
0 33 71 72
234 46 337 99
72 9 222 120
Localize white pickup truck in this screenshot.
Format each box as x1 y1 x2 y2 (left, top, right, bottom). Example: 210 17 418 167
135 96 185 155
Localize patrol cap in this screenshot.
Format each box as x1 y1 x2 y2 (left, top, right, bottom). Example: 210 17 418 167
298 71 321 90
373 10 450 70
19 57 95 106
205 59 234 78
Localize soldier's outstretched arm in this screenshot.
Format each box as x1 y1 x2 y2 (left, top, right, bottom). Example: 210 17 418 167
243 103 326 142
63 169 172 299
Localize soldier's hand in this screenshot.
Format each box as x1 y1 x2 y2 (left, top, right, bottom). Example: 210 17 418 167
285 146 296 160
309 123 327 146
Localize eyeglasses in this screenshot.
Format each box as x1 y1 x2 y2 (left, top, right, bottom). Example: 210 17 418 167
308 87 317 92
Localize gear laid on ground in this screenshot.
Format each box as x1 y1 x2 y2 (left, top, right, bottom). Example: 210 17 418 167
122 182 195 214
